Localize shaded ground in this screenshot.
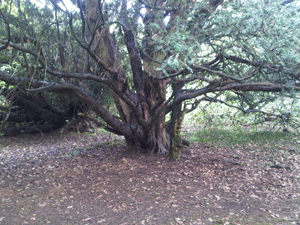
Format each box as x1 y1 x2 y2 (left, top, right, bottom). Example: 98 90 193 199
0 131 299 224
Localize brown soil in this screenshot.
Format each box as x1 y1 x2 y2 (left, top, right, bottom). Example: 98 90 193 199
0 131 299 225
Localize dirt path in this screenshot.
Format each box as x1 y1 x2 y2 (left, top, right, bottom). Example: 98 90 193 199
0 132 299 224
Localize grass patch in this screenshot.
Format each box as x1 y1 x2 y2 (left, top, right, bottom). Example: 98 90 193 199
190 128 294 147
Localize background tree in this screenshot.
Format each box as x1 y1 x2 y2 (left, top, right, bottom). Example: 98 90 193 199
1 0 299 160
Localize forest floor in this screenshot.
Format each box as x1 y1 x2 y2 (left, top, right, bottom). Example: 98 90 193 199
0 129 299 225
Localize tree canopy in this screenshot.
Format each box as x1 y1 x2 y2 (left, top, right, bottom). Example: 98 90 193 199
1 0 300 160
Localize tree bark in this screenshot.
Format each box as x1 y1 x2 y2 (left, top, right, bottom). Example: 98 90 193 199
169 101 187 161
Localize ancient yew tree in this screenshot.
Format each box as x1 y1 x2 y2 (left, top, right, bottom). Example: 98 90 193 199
1 0 300 160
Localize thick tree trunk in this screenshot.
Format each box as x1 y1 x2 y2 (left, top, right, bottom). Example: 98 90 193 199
169 81 186 161
125 116 168 154
72 0 180 155
124 77 169 154
0 88 90 136
169 104 186 161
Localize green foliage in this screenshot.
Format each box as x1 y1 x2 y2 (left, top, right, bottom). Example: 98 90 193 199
154 0 300 84
186 92 300 133
207 0 300 64
190 128 293 148
0 81 6 88
0 0 114 118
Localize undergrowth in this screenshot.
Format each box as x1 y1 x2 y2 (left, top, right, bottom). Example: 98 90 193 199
189 128 295 148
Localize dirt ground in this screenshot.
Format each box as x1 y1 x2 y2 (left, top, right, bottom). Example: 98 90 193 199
0 131 299 225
